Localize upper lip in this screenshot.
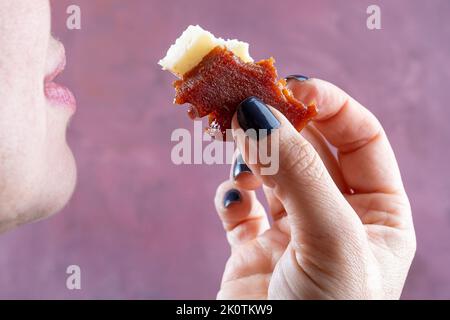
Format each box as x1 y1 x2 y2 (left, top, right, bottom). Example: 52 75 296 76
45 52 66 84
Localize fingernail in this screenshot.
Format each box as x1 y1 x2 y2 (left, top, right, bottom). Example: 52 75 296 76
237 96 281 140
285 74 309 82
223 189 242 208
232 153 252 179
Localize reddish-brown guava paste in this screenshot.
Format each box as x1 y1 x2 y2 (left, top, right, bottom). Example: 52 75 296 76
173 46 317 137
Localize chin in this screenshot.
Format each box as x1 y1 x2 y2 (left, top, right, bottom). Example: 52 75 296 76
39 147 77 220
12 146 77 231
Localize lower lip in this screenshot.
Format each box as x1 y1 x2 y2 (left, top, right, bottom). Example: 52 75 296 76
44 82 76 110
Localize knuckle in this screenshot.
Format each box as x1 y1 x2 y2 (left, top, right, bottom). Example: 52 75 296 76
279 136 325 182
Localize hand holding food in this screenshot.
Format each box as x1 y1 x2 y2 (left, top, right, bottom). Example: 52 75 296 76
215 79 416 299
160 26 416 299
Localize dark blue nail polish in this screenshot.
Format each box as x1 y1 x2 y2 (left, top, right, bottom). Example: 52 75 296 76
237 97 281 140
223 189 241 208
232 153 252 179
285 74 309 82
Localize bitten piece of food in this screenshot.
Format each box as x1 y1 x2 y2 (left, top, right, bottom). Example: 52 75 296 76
159 25 317 137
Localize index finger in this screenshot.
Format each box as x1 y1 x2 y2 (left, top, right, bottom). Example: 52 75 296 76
287 78 404 195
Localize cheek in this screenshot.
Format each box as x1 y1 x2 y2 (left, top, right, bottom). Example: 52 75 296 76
0 0 52 188
0 0 50 107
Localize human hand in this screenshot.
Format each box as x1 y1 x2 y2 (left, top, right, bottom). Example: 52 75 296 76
214 78 416 299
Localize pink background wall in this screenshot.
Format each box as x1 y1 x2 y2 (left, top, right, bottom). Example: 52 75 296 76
0 0 449 299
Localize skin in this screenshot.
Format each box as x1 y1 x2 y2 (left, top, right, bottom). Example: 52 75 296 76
215 79 416 299
0 0 76 234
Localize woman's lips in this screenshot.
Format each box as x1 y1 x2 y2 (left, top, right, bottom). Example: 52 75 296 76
44 52 76 110
44 82 76 108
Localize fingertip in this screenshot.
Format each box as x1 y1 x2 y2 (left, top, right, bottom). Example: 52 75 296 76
285 74 309 82
286 77 320 109
231 151 252 179
214 180 269 245
223 189 242 208
231 98 305 187
230 151 262 190
234 96 281 140
215 181 251 218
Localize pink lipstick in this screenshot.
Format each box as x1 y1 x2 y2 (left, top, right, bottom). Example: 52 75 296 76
44 52 76 110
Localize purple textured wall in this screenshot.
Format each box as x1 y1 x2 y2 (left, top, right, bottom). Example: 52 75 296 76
0 0 449 299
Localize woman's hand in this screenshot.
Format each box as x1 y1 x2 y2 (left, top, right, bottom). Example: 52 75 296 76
214 78 416 299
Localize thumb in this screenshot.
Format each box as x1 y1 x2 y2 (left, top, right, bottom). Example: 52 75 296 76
231 97 362 253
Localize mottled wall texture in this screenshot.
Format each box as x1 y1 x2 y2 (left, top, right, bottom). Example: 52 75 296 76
0 0 449 299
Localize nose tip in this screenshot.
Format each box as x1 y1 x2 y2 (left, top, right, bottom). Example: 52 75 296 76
45 37 66 79
50 37 66 64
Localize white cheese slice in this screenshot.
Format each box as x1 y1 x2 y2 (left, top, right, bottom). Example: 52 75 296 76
158 25 253 77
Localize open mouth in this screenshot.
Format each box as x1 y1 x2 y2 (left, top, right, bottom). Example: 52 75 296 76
44 52 76 110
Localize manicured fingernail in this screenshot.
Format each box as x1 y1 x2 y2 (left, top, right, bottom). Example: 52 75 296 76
223 189 242 208
232 153 252 179
285 74 309 82
237 97 281 140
